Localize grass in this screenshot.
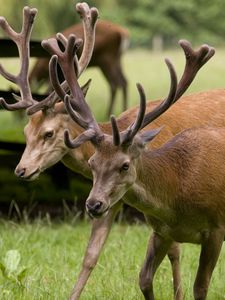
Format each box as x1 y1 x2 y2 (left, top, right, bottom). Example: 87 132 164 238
0 219 224 300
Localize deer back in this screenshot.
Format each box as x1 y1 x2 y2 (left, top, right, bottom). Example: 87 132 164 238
135 126 225 222
29 20 129 83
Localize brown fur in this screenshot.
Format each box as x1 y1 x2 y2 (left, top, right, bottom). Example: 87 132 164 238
86 105 225 300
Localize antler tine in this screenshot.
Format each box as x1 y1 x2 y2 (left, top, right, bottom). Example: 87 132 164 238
121 83 146 145
64 93 103 149
48 55 66 102
64 127 97 149
64 94 89 129
55 32 81 77
141 59 177 130
174 39 215 100
111 115 121 146
56 32 68 48
76 2 99 75
64 83 101 149
0 6 38 111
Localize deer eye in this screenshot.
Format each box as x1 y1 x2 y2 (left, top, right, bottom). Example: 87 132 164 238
120 162 130 172
44 130 54 140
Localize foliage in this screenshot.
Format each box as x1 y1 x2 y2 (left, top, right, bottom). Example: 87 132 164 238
0 249 28 287
117 0 225 47
0 0 225 47
0 0 78 39
0 0 119 39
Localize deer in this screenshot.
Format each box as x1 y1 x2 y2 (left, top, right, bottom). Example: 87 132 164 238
0 3 222 300
54 27 225 300
29 20 129 117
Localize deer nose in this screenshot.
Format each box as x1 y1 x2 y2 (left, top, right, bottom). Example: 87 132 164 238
15 167 26 178
86 199 103 215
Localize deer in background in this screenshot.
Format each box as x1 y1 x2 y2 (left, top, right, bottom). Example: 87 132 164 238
58 29 225 300
29 19 129 117
0 3 221 300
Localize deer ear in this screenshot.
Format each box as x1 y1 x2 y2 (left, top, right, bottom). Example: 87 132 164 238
140 127 163 144
81 79 92 97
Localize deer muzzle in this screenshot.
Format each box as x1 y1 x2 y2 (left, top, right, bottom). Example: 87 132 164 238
14 165 40 181
86 198 108 218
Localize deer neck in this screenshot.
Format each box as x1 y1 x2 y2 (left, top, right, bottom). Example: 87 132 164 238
124 145 183 220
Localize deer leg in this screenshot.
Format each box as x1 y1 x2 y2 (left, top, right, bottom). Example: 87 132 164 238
110 63 128 113
193 230 224 300
139 231 172 300
167 242 183 300
69 201 123 300
107 84 117 117
100 62 120 117
116 65 128 112
121 79 127 112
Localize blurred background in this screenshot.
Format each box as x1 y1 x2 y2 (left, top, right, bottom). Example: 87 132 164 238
0 0 225 219
1 0 225 48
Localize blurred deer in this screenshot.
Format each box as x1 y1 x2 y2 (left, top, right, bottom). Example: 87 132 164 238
29 20 129 117
0 3 220 300
61 31 225 300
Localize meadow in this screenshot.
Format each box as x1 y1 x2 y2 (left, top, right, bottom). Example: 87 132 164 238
0 47 225 299
0 220 224 300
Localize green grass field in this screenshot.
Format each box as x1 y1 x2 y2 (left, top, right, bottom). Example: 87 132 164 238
0 220 224 300
1 48 225 299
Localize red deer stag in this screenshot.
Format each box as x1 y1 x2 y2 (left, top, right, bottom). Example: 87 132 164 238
0 3 219 300
61 33 225 300
29 20 129 117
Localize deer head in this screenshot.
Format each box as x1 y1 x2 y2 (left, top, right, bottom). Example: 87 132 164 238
51 34 215 218
0 3 98 180
67 67 177 218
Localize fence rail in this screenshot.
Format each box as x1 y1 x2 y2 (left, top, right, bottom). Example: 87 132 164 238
0 38 49 58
